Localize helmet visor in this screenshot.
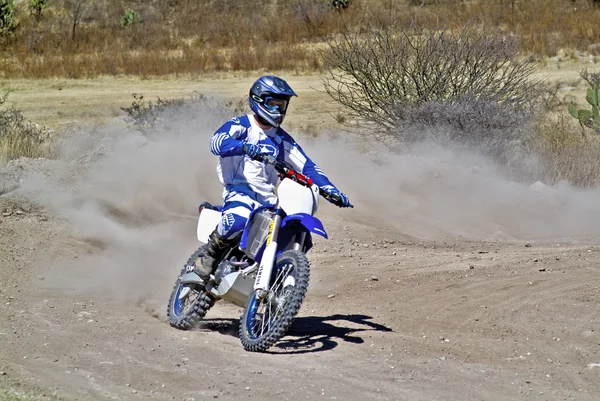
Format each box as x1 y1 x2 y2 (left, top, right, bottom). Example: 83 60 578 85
264 96 289 113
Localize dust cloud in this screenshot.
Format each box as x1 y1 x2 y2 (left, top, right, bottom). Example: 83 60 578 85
308 137 600 242
9 104 600 301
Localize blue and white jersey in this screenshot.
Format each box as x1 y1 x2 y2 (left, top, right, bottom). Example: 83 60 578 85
210 114 334 205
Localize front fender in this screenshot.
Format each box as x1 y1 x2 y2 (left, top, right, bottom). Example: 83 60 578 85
281 213 328 239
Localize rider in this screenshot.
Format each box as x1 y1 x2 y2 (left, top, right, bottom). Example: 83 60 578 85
194 75 352 280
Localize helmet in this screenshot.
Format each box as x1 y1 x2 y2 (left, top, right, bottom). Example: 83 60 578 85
249 75 297 128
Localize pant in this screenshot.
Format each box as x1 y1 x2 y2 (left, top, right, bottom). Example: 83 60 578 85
217 192 264 240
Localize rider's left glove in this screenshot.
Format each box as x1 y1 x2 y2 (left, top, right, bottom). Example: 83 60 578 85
321 185 353 208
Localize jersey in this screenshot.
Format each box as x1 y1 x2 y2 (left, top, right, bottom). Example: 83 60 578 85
210 114 334 205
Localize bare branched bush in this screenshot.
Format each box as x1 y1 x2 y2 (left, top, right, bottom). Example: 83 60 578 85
321 23 543 137
390 96 533 162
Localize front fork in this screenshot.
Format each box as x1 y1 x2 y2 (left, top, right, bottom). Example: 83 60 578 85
253 211 283 299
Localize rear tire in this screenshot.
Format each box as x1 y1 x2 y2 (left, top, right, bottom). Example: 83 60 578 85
239 250 310 352
167 247 215 330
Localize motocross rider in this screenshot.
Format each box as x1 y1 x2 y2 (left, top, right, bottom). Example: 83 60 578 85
194 75 352 280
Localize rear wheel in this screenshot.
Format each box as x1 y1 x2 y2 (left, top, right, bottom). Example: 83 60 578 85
239 250 310 352
167 247 215 330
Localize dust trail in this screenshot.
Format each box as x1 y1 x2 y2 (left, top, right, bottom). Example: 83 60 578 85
305 137 600 242
10 105 600 302
17 106 227 300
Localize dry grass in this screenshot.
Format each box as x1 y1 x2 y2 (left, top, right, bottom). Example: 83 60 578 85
527 112 600 187
1 1 600 79
0 92 55 164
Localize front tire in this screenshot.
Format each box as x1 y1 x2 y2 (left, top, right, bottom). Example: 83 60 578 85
167 247 215 330
239 250 310 352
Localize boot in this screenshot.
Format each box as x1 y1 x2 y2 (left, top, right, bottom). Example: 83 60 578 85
194 230 235 280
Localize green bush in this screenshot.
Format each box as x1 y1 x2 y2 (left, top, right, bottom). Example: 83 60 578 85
28 0 48 22
0 0 17 35
120 9 143 28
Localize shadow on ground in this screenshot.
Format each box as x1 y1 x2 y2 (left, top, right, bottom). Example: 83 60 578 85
197 314 393 354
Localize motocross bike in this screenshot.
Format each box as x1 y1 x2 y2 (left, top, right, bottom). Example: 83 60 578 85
166 151 351 352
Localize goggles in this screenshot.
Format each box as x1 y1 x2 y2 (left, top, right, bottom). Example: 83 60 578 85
264 96 289 113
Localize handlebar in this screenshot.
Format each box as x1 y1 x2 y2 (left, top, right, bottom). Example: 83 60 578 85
243 145 350 208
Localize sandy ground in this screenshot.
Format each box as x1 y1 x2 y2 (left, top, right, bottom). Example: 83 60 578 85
2 64 600 401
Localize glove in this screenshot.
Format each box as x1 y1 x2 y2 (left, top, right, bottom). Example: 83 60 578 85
321 185 353 208
244 143 262 159
244 141 277 159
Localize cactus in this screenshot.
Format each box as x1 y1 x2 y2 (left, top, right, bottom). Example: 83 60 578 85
568 75 600 133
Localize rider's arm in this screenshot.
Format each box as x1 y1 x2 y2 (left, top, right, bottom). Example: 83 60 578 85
278 130 334 188
210 117 249 157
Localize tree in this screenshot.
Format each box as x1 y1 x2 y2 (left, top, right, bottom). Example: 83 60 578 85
29 0 48 22
63 0 91 40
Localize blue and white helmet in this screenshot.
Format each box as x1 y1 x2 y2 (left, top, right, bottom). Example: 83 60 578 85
249 75 297 128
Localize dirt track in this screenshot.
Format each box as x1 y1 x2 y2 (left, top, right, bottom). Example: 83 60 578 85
2 70 600 400
1 188 600 400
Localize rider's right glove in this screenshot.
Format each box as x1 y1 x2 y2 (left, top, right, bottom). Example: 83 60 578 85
244 141 278 159
243 143 262 159
321 185 353 208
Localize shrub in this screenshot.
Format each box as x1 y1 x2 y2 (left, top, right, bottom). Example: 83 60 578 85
121 93 186 134
28 0 48 22
120 9 143 28
121 92 247 135
527 112 600 187
320 22 543 149
0 0 17 36
0 90 54 163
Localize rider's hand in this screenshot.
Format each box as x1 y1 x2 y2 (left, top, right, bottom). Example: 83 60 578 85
244 143 262 159
321 185 353 208
244 140 278 160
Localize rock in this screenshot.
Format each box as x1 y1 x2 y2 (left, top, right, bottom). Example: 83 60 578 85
525 243 532 248
367 276 379 281
327 294 336 299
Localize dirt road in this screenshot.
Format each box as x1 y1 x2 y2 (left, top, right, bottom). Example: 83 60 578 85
1 187 600 401
2 69 600 400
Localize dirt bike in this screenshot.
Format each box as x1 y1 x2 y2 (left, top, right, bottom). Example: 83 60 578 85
166 151 351 352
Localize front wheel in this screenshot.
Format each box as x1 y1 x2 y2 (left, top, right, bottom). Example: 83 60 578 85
239 250 310 352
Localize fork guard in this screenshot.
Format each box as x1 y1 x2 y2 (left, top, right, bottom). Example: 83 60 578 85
281 213 328 239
